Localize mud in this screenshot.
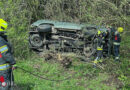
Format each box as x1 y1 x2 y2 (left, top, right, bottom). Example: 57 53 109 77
41 52 72 68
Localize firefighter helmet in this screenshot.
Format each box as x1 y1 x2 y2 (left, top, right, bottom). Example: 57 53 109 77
117 27 124 33
0 19 8 32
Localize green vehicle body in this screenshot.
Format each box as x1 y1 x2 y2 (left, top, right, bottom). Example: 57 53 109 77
31 20 85 30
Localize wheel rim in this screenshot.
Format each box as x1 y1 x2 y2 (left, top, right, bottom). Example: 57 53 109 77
29 34 43 47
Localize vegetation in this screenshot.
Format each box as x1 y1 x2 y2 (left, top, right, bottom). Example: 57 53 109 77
0 0 130 90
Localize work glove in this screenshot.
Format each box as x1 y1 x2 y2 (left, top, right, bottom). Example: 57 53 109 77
12 64 17 70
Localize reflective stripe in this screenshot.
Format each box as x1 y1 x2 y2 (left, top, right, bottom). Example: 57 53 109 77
2 23 7 26
0 45 8 53
97 47 103 50
0 64 10 71
113 42 120 45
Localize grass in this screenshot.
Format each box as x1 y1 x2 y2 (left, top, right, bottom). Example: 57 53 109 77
13 58 127 90
12 34 130 90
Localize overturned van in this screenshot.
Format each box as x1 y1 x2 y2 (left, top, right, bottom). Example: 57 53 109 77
29 20 110 57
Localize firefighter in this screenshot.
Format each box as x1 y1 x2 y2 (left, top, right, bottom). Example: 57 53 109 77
93 30 104 66
106 26 113 56
103 26 112 57
0 19 16 90
102 31 108 57
113 27 123 61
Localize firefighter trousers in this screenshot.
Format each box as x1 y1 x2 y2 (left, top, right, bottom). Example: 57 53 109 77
114 45 120 60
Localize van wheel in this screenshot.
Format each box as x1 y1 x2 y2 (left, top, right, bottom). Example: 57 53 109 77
29 34 43 48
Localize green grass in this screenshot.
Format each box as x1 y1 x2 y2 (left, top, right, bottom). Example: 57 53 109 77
13 58 124 90
13 34 130 90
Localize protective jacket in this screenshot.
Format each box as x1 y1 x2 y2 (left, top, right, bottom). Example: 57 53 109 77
113 31 121 45
0 35 16 90
113 31 121 60
94 36 104 61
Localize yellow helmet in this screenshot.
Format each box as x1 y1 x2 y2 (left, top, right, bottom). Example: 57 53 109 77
117 27 124 33
0 19 8 32
98 30 101 35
